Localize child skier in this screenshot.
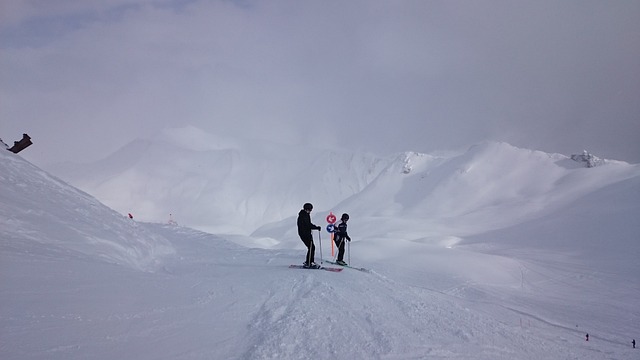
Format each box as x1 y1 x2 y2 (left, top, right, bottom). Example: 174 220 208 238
333 213 351 266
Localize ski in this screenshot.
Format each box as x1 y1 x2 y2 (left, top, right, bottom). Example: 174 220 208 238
325 260 370 273
289 264 343 272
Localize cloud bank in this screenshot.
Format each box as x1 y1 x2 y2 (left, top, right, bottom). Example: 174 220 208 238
2 0 639 165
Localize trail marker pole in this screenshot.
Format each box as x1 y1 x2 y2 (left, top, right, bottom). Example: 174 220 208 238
325 212 337 264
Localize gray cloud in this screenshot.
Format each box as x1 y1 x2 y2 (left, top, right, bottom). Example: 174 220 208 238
2 0 639 165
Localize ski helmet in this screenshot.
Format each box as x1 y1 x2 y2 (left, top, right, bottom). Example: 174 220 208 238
341 213 349 221
303 203 313 211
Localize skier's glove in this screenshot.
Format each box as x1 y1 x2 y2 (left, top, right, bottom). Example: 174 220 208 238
315 226 322 231
347 236 351 242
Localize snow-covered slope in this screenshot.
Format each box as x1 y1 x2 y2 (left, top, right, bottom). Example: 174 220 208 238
462 173 640 342
254 141 639 247
2 140 639 359
0 149 174 271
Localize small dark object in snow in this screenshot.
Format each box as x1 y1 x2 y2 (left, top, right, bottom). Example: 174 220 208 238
8 133 32 154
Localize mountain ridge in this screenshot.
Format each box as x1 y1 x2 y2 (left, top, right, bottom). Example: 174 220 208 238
46 128 639 247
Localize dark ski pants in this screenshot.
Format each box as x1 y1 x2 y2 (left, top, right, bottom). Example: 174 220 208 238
334 237 346 262
300 234 315 264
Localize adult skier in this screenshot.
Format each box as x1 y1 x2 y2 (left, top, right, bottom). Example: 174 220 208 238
297 203 322 268
333 213 351 266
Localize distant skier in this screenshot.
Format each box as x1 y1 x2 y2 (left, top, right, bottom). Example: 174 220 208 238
585 333 589 341
297 203 322 268
633 339 636 348
333 213 351 266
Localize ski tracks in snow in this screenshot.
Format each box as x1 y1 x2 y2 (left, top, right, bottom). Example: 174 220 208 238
239 266 527 360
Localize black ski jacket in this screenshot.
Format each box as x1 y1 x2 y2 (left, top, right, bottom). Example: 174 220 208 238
334 221 350 242
297 209 319 239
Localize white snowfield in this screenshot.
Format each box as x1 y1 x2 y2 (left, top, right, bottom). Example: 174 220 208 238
1 136 639 359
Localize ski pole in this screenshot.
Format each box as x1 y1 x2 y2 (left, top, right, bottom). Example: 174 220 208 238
318 229 323 264
348 239 351 265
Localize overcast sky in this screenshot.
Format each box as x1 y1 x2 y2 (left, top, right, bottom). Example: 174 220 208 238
2 0 639 165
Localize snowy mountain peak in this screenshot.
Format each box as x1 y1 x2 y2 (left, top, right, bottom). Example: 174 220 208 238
571 150 605 168
399 151 439 174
